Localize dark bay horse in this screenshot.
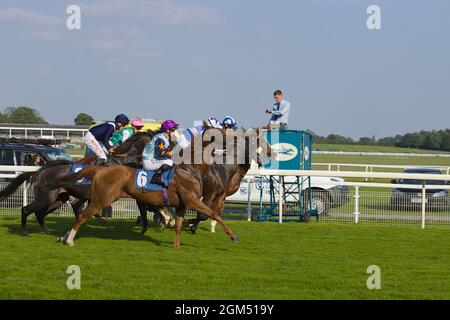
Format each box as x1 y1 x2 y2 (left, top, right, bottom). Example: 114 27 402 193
0 131 155 235
60 129 270 249
188 128 272 233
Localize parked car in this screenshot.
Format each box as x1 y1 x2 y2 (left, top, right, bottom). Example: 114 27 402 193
226 175 349 216
390 168 449 211
0 143 73 181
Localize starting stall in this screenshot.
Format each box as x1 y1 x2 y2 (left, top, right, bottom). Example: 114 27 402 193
257 130 318 222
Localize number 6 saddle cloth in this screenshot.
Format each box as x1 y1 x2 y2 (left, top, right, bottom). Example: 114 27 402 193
134 167 176 205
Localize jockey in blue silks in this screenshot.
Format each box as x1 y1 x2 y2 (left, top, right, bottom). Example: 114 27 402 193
83 114 129 166
176 117 223 149
142 120 179 186
221 115 237 129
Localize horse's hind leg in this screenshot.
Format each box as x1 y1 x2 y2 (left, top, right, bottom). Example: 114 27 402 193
137 201 149 234
36 193 71 235
174 207 186 249
61 202 103 246
21 206 33 236
81 200 107 226
21 200 49 236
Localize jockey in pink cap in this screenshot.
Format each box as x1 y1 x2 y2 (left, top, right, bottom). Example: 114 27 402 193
131 118 145 134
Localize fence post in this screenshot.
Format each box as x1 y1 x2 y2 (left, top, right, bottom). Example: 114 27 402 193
353 186 360 224
421 183 426 229
23 180 28 207
247 178 253 221
278 177 283 224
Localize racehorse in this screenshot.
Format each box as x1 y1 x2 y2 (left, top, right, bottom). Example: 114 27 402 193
0 131 157 236
188 128 272 234
60 128 270 249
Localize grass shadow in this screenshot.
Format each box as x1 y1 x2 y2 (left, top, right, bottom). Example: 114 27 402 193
1 216 175 247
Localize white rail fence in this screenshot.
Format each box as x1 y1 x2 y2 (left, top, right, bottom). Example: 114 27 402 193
313 163 450 181
0 166 449 228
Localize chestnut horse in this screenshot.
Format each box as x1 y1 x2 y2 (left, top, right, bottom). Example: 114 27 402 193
60 129 267 248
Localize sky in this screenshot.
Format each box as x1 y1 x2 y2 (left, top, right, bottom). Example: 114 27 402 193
0 0 449 139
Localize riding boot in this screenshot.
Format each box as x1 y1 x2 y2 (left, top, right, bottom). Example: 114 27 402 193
150 164 172 186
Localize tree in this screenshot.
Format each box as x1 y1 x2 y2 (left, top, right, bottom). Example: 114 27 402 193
74 113 95 125
3 106 47 124
0 112 8 123
422 131 442 150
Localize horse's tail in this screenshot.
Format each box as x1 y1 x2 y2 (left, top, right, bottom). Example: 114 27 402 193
0 171 36 201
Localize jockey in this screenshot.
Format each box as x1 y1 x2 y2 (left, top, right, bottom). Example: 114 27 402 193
109 118 144 152
176 117 223 149
83 114 129 165
221 115 237 129
142 120 178 185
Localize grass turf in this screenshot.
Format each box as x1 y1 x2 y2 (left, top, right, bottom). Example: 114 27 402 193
0 216 449 300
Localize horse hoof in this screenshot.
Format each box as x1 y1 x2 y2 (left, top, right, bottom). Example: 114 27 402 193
230 236 240 242
190 226 197 234
40 225 50 235
136 216 142 226
140 226 148 235
62 238 74 247
21 231 29 237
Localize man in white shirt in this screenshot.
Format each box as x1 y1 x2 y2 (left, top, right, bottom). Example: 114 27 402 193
264 89 291 129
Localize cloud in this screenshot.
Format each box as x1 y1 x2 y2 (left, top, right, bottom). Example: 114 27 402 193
84 0 220 25
0 7 62 27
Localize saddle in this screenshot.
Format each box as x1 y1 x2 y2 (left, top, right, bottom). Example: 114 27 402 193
134 167 176 205
134 167 175 191
70 164 92 185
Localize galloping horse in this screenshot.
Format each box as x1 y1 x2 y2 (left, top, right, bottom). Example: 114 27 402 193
60 128 270 248
61 129 253 248
0 131 155 235
188 128 272 233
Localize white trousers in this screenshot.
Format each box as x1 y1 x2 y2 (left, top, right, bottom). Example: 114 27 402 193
143 159 174 171
84 131 108 160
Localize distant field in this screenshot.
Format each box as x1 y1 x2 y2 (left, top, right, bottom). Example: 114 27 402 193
314 144 450 154
65 147 84 157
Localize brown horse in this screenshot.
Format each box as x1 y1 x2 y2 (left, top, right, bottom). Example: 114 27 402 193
188 128 272 233
0 131 155 235
60 129 263 248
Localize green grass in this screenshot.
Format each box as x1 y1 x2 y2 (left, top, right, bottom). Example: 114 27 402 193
314 144 450 154
64 147 85 157
1 215 450 299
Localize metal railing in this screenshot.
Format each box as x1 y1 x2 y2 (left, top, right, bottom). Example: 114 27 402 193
313 163 450 181
0 166 449 228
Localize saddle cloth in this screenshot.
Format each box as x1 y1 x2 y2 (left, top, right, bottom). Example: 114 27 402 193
134 167 176 191
70 164 92 185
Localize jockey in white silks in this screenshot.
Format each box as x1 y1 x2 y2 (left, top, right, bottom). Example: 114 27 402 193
176 117 223 149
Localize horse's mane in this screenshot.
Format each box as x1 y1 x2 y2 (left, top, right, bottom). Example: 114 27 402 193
115 130 156 154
